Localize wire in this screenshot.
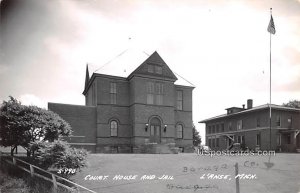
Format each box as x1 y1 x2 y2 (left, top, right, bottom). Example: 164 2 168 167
173 71 196 87
93 48 129 73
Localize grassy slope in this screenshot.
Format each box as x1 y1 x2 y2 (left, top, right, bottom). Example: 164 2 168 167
71 153 300 193
0 169 31 193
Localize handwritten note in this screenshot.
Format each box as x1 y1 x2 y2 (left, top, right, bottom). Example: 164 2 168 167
84 174 175 181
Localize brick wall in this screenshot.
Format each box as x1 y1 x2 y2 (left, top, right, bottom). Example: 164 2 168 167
205 108 300 151
48 103 97 152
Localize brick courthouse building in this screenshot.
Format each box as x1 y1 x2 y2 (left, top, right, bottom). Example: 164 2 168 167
49 51 194 153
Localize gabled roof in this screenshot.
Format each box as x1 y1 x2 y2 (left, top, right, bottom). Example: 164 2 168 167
127 51 177 81
87 48 194 87
199 104 300 123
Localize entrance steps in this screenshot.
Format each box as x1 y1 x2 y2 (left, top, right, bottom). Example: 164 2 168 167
132 143 179 154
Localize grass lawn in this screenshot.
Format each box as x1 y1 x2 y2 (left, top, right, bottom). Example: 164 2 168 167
71 153 300 193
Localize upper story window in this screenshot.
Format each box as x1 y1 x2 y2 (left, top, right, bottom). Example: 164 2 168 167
276 115 281 127
155 66 162 74
212 125 215 133
148 64 162 74
110 120 118 137
237 120 243 130
176 124 183 139
216 124 219 133
221 123 225 132
148 64 154 73
110 82 117 104
156 83 164 105
256 117 260 127
288 116 292 128
147 82 154 104
207 126 211 134
147 82 164 105
176 90 183 110
228 122 232 131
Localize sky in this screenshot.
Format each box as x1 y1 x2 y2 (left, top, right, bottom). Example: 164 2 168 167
1 0 300 142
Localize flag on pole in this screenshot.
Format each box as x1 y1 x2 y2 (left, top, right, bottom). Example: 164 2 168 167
267 15 276 34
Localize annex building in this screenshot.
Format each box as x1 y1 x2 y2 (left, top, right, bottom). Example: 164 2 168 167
199 99 300 152
49 51 194 153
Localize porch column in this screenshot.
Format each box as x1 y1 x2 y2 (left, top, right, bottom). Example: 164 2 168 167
294 130 300 145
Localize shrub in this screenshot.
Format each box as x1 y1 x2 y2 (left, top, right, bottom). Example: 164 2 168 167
32 140 87 178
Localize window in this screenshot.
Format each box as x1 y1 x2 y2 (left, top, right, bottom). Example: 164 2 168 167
176 90 183 110
147 82 164 105
237 120 243 130
286 134 291 144
256 133 261 146
212 125 215 133
288 116 292 128
148 64 162 74
216 125 219 133
237 136 244 144
276 134 281 146
147 82 154 104
110 120 118 137
216 137 219 147
176 124 183 139
111 146 118 153
148 64 154 73
221 123 224 132
110 83 117 104
207 126 211 134
276 115 281 127
228 122 232 131
208 138 212 147
156 83 164 105
212 138 215 148
155 66 162 74
256 117 260 127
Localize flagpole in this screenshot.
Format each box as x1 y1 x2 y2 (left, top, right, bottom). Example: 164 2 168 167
269 8 272 151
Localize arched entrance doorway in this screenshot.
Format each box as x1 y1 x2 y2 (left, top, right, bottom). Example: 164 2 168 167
149 117 161 143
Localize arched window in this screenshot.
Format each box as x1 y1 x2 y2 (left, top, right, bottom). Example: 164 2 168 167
176 124 183 139
110 120 118 137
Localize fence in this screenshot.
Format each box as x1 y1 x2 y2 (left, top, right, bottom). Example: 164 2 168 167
0 151 97 193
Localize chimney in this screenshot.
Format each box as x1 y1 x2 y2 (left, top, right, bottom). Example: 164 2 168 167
242 104 245 109
247 99 253 109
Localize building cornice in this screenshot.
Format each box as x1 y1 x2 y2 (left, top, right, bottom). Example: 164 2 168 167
199 104 300 123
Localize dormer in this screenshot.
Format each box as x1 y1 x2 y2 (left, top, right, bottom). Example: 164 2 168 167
226 107 244 115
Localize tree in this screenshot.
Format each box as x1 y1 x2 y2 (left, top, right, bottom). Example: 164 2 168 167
283 100 300 109
0 96 72 156
193 125 201 146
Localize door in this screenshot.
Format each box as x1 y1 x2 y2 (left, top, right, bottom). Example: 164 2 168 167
149 117 161 143
150 125 161 143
